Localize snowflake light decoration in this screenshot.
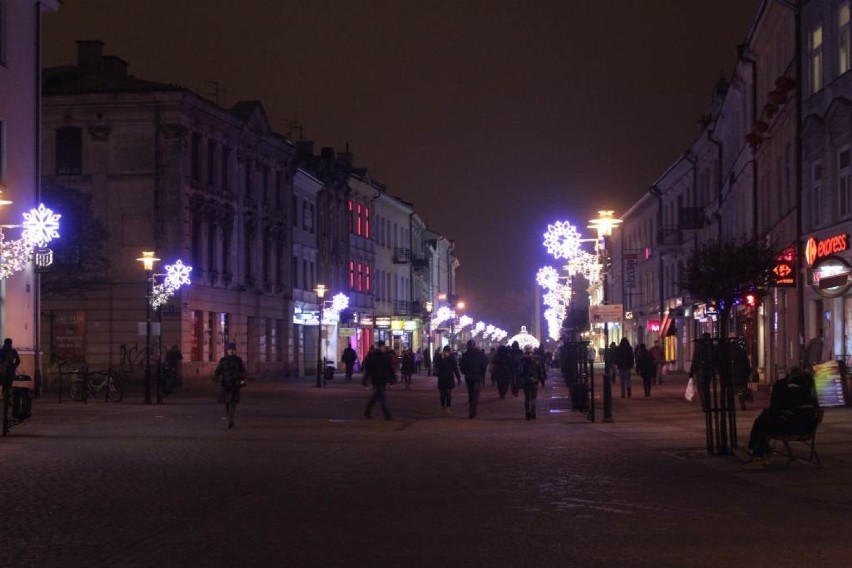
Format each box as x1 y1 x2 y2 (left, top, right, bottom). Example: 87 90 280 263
543 221 582 260
330 293 350 313
472 321 486 336
536 266 561 290
457 315 473 330
431 306 453 327
150 260 193 309
21 204 61 248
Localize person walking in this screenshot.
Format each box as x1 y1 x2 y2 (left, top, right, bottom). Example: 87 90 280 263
518 345 547 420
491 345 514 399
435 345 461 414
362 341 394 420
422 348 431 376
164 344 183 395
614 337 635 398
487 347 497 385
459 339 488 418
341 344 358 381
635 343 656 397
414 349 422 375
649 340 664 385
214 342 246 429
401 348 415 390
729 337 753 410
509 341 524 397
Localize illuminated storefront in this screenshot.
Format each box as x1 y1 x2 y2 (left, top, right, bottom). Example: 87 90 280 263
803 232 851 367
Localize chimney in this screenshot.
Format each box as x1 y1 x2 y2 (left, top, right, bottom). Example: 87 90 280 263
102 55 128 78
76 40 105 71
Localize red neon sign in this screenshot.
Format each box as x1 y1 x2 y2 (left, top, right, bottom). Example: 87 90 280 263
805 234 848 267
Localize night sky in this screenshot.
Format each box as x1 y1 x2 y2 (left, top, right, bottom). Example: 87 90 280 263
42 0 761 333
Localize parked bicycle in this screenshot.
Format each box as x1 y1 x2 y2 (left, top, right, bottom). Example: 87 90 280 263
69 369 123 402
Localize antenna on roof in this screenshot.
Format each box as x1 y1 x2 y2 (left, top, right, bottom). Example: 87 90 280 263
200 80 226 106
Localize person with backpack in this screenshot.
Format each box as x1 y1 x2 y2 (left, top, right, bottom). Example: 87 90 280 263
509 341 524 397
635 343 656 397
519 345 546 420
435 345 461 414
491 345 514 399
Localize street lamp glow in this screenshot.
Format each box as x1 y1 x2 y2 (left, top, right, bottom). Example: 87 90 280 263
136 251 160 272
588 210 622 239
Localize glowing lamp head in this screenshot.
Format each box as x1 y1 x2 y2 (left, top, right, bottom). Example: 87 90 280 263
588 210 622 239
314 284 328 299
745 293 756 307
136 251 160 272
425 301 433 314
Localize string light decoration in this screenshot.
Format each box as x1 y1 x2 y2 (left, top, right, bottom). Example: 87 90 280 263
542 221 583 260
150 260 193 309
457 315 473 330
1 204 62 280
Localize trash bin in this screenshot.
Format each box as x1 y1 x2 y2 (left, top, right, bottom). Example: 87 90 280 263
323 362 335 382
12 375 33 421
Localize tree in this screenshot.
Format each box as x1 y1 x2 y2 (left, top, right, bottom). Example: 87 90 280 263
680 239 777 338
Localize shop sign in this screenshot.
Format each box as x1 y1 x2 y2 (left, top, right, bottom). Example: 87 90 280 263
589 304 623 323
646 320 660 332
811 257 851 298
359 316 373 327
391 319 404 331
624 252 638 292
339 327 356 337
375 316 392 329
403 320 418 331
805 233 848 267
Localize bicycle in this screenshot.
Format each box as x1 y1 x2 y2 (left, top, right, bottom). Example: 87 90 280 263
69 369 124 402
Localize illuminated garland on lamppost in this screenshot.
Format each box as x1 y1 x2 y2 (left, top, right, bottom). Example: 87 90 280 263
1 204 62 280
150 259 193 309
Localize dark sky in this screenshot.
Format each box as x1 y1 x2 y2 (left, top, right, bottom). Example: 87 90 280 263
42 0 761 332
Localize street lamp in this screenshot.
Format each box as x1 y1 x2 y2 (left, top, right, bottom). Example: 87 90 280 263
314 284 327 388
136 251 160 404
589 210 621 423
424 301 433 353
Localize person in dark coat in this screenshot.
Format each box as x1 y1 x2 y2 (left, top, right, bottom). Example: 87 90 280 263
215 342 246 429
734 367 820 469
518 345 547 420
729 337 753 409
401 348 415 390
341 344 358 381
459 339 488 418
362 341 394 420
0 338 21 392
689 332 717 410
614 337 635 398
435 345 461 414
422 348 432 376
509 341 524 397
635 343 656 397
491 345 514 399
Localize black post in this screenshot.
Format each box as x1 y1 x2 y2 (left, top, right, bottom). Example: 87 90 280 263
144 271 152 404
315 302 324 388
603 322 613 422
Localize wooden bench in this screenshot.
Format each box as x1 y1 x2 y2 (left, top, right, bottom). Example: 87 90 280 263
768 408 824 468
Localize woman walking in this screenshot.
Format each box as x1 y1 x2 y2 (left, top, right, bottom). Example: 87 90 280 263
215 342 246 429
435 345 461 414
615 337 635 398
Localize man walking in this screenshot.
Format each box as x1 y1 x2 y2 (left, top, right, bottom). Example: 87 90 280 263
459 339 488 418
363 341 394 420
341 344 358 381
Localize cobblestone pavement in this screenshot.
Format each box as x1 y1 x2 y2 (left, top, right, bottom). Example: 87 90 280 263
1 368 851 567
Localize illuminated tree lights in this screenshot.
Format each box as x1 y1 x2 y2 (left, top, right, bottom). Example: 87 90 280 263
1 204 62 280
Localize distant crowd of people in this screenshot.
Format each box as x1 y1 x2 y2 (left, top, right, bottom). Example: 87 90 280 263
356 339 549 421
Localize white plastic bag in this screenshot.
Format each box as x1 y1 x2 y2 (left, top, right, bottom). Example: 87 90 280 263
684 377 695 402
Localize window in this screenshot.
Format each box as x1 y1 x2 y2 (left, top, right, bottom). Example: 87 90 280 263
841 2 851 75
810 25 824 93
191 310 203 362
262 166 269 204
349 260 355 289
208 312 216 362
207 140 217 185
221 146 230 190
190 133 201 180
55 127 82 175
811 162 822 227
365 265 371 291
365 207 371 239
839 147 851 218
220 312 230 352
244 160 252 200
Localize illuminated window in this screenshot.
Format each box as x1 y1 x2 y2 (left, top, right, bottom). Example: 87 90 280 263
365 265 371 291
356 203 363 236
811 25 824 93
841 2 851 75
839 147 851 218
365 206 371 239
348 200 354 233
357 262 363 291
811 161 822 227
349 260 355 289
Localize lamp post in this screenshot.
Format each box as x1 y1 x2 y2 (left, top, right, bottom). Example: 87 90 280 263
424 301 433 353
136 251 160 404
589 211 621 423
314 284 327 388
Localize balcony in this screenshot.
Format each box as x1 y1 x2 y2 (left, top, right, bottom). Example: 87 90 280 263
394 300 412 315
656 227 684 256
679 207 705 230
393 248 411 264
411 255 428 270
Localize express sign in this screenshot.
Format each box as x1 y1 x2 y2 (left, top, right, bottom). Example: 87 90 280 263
805 234 848 267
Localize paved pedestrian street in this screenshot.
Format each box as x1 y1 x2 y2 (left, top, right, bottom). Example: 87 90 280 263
2 370 851 567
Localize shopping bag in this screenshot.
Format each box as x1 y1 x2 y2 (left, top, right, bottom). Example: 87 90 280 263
684 377 695 402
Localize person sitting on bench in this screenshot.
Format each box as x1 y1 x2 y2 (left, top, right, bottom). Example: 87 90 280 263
734 366 820 470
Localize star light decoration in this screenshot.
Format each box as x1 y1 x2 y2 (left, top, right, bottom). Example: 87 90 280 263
1 204 62 280
537 219 604 341
151 260 193 309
